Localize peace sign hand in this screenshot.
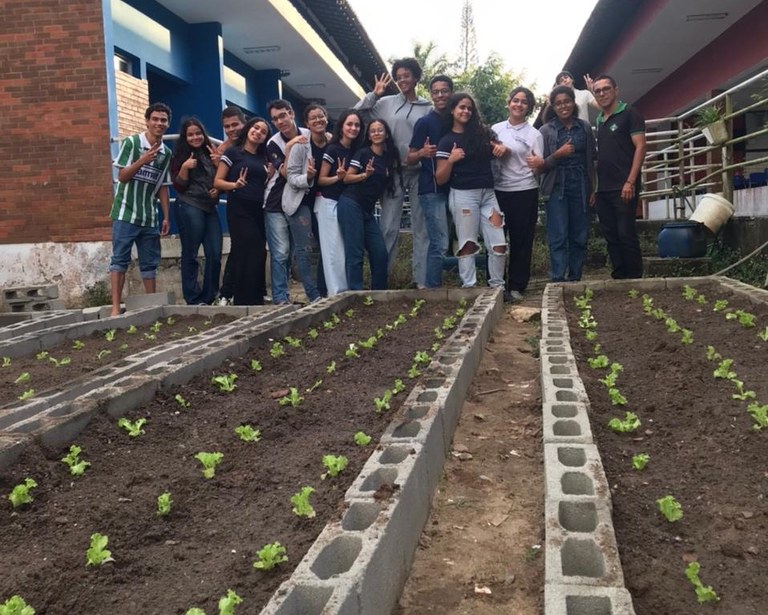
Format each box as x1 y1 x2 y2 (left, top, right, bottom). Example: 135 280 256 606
335 157 347 180
364 157 376 177
306 158 317 182
207 145 221 165
234 167 248 188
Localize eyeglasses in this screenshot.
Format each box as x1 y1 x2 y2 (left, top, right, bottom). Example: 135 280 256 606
554 100 574 108
431 88 451 96
593 86 613 95
270 111 291 122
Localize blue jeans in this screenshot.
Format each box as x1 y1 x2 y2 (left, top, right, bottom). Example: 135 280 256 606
418 191 449 288
173 201 222 304
337 195 388 290
109 219 160 278
546 168 590 282
265 206 320 303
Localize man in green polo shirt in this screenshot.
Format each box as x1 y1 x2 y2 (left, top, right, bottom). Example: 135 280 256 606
593 75 646 279
108 102 172 316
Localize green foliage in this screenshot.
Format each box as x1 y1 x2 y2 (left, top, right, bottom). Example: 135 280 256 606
85 533 114 566
587 355 609 369
407 365 422 379
325 360 336 374
680 329 694 345
307 328 319 340
250 359 262 372
291 486 316 518
8 478 37 508
321 454 349 479
632 453 650 470
696 294 708 305
363 295 374 306
17 389 35 401
218 590 242 615
657 495 683 522
664 317 681 333
0 595 35 615
194 452 223 479
345 343 360 358
14 372 30 384
434 327 445 340
758 326 768 342
278 387 304 407
713 359 736 380
608 388 627 406
253 542 288 571
584 330 598 342
150 320 162 333
747 402 768 430
284 336 302 348
306 379 323 393
184 610 205 615
96 349 111 360
235 425 261 442
1 356 10 367
127 324 137 334
359 336 377 349
104 329 116 342
731 379 756 401
374 390 392 412
36 351 49 361
175 394 190 408
392 379 406 395
354 431 372 446
681 285 697 300
608 412 640 433
684 561 720 603
61 445 90 476
705 346 721 361
270 342 285 358
211 373 238 392
344 309 355 318
166 316 176 325
157 492 172 517
627 289 639 298
117 417 146 437
49 356 71 368
413 350 430 365
453 53 524 124
143 333 156 342
712 299 729 312
694 105 724 127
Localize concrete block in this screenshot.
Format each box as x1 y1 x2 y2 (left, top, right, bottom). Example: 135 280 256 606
0 434 28 473
125 292 176 311
3 285 59 301
541 373 589 405
545 584 636 615
542 401 593 444
261 578 358 615
38 398 101 449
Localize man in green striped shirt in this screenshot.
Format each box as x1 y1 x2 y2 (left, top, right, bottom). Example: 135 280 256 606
109 102 172 316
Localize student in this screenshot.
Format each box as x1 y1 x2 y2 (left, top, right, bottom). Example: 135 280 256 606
529 85 596 283
281 103 330 303
435 93 507 289
108 102 172 317
555 71 599 124
316 109 365 295
170 117 221 304
406 75 454 288
337 119 402 290
214 117 273 304
492 86 543 301
355 57 431 286
215 106 246 306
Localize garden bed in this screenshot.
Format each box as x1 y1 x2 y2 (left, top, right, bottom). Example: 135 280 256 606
565 280 768 615
1 296 466 614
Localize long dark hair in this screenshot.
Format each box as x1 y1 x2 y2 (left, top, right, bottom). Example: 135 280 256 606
234 117 270 155
444 92 495 160
367 119 403 196
332 109 365 152
543 85 579 123
171 117 214 166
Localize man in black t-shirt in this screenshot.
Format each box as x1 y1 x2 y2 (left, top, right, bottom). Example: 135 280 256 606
593 75 646 279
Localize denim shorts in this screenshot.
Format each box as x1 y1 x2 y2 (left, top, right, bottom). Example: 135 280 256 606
109 219 161 278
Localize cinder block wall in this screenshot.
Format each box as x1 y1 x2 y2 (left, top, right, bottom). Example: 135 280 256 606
0 0 114 244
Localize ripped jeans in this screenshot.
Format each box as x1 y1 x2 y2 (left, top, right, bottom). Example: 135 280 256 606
449 188 507 288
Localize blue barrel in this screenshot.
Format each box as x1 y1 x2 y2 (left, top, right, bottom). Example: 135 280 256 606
657 221 708 258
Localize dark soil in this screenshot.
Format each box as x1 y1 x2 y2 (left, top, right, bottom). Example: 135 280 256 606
0 297 461 614
0 314 234 408
566 282 768 615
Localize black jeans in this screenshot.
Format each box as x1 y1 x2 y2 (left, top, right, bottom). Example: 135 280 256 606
496 188 539 292
595 191 642 279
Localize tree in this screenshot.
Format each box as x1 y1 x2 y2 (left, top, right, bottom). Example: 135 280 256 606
458 0 478 73
455 53 525 125
410 41 453 99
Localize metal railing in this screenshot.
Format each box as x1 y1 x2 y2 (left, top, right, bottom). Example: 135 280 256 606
640 67 768 220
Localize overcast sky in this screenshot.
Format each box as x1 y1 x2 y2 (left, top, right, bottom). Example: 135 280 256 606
347 0 598 96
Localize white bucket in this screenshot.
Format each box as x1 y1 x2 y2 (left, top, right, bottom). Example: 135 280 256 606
688 193 734 234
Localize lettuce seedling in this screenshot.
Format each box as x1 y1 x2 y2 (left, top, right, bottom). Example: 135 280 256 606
664 317 680 333
211 373 238 392
36 351 49 361
291 486 316 518
434 327 445 340
413 350 430 365
578 311 597 329
574 289 593 309
49 356 71 368
632 453 650 470
747 402 768 430
270 342 285 358
758 326 768 342
713 359 736 380
696 294 707 304
681 285 697 300
409 306 420 318
284 336 301 348
306 379 323 393
97 349 111 360
736 310 756 328
345 343 360 358
157 492 172 516
249 359 262 372
85 533 114 566
194 452 223 479
203 319 213 327
61 444 90 476
127 324 137 334
345 309 355 318
705 346 721 361
376 328 385 339
374 390 392 412
408 365 421 378
731 379 756 401
253 541 288 571
680 329 693 345
1 356 11 367
18 389 35 401
584 330 598 341
641 294 653 313
431 342 441 352
657 495 683 522
321 454 349 479
627 289 639 298
608 388 627 405
218 590 242 615
713 299 728 312
175 394 190 408
118 417 146 437
650 307 666 321
143 332 156 341
166 316 175 325
363 295 374 306
684 561 719 603
0 595 35 615
149 321 162 333
8 478 37 508
326 360 336 374
187 326 198 333
184 609 205 615
587 355 609 369
307 328 319 340
331 313 341 325
359 336 377 349
278 387 304 407
392 379 406 395
323 319 335 330
14 372 30 384
608 411 639 433
354 431 372 446
235 425 261 442
104 329 116 342
394 314 407 327
119 343 128 350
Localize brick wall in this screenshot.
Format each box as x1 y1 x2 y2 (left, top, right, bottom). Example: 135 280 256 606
0 0 114 244
116 71 148 138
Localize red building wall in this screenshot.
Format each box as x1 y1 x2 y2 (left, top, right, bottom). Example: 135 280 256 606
0 0 114 244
